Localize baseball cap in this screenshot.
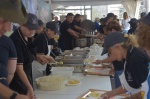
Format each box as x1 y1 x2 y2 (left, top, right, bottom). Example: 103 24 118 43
38 19 44 26
103 17 109 23
139 12 150 26
101 32 126 55
46 21 58 33
107 13 115 18
0 0 28 24
74 14 81 18
128 18 138 24
25 13 39 30
67 13 74 16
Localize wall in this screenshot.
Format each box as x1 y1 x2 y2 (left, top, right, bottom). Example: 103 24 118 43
37 0 51 24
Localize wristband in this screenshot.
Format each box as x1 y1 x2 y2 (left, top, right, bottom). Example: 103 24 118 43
10 92 17 99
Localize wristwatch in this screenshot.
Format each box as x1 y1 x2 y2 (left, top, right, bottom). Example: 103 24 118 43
10 92 18 99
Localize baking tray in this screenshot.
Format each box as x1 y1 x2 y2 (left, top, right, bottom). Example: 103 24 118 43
51 64 85 73
65 50 90 53
55 59 84 64
84 66 114 76
77 89 130 99
60 51 87 57
55 56 85 60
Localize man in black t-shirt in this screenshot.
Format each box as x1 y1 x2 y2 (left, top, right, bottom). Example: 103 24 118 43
34 19 45 38
58 13 79 51
71 14 85 33
32 21 57 88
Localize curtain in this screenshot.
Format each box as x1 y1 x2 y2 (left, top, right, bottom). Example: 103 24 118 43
121 0 141 19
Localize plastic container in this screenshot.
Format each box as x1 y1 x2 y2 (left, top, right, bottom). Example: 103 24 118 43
51 67 74 79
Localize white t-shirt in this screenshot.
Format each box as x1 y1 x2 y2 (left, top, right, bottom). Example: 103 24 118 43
122 19 130 30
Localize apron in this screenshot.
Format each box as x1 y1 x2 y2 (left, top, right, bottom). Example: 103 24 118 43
32 43 51 89
141 62 150 99
9 45 34 95
119 46 141 95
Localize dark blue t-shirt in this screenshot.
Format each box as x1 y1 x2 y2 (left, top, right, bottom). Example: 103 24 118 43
125 47 149 89
0 35 17 86
0 35 17 66
59 20 73 42
33 33 49 55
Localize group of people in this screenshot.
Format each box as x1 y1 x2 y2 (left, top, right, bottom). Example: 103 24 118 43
92 12 150 99
0 0 58 99
58 13 86 51
1 0 150 99
94 12 139 35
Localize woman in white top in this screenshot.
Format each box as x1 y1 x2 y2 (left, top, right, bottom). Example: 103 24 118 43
122 12 130 34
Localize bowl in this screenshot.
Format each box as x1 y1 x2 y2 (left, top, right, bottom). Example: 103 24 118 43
36 75 66 91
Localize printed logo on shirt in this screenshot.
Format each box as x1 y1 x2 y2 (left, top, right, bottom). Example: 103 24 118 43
127 71 133 82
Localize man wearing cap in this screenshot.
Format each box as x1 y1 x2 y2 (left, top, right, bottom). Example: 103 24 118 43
128 18 138 34
0 0 29 99
106 13 115 22
58 13 79 51
100 32 149 99
9 13 39 98
71 14 85 33
32 21 56 89
34 19 45 38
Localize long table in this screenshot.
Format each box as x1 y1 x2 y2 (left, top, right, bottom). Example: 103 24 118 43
35 73 112 99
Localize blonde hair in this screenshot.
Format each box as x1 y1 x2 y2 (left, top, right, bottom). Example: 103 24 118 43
121 34 139 49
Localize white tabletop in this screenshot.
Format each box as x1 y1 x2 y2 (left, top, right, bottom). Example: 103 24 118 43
35 73 112 99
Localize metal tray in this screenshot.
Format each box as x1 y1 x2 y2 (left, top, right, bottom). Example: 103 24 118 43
61 51 88 57
51 64 85 73
78 89 130 99
84 66 114 76
56 59 84 64
55 56 85 60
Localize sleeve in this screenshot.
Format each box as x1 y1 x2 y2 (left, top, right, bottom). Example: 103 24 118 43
130 55 149 88
48 38 55 45
8 38 17 59
66 22 71 30
12 39 24 64
33 35 47 54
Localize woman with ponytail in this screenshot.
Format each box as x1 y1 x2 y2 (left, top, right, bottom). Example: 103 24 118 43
100 32 149 99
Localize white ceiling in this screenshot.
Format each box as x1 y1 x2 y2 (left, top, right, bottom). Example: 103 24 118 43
48 0 134 6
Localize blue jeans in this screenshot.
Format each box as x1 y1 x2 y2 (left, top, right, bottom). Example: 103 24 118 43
114 70 123 88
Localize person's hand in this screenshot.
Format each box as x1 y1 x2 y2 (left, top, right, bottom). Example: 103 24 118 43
79 34 86 38
15 94 30 99
36 55 49 65
44 56 55 63
100 91 113 99
82 28 86 32
93 60 102 64
27 87 36 99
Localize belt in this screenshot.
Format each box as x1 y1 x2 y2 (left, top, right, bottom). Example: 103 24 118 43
0 77 7 80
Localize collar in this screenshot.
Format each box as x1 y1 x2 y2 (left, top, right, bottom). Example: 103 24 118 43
18 28 28 45
65 20 71 24
126 46 134 62
43 32 49 41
